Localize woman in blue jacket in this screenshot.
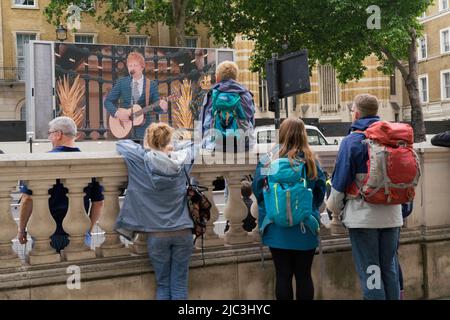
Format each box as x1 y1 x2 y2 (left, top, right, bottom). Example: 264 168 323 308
115 122 195 300
252 118 326 300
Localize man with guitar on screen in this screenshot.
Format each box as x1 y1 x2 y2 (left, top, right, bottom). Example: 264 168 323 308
105 51 172 141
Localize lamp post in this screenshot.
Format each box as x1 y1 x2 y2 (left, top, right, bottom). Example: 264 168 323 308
56 25 68 42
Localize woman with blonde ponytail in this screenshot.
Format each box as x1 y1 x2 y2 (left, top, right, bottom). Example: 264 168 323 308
252 118 326 300
115 122 196 300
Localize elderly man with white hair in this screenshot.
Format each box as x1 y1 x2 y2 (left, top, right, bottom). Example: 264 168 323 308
17 116 104 252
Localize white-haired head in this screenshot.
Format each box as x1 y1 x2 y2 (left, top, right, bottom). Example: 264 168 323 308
48 116 77 137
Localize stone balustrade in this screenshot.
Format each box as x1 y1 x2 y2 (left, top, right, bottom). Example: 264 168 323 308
0 144 450 299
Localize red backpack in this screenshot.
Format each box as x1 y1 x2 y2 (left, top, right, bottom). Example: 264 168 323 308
355 121 421 205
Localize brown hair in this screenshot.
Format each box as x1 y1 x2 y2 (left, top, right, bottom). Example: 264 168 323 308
144 123 174 150
216 60 239 81
353 94 378 117
127 51 145 69
277 118 318 179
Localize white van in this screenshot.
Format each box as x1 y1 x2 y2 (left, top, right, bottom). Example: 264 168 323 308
254 124 333 150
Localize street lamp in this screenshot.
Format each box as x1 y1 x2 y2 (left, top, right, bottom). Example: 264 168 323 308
56 25 68 42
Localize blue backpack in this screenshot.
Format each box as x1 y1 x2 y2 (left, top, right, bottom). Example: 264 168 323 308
261 157 320 235
211 89 247 138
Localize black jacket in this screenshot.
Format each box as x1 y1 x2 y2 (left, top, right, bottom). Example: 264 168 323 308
431 131 450 147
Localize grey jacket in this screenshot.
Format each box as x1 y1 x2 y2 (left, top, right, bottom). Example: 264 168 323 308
115 140 195 233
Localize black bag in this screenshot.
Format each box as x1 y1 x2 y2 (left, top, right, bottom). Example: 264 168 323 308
184 168 212 238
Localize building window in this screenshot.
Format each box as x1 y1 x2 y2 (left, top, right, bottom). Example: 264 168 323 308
390 72 396 95
75 34 95 44
418 74 428 103
441 28 450 54
442 70 450 100
128 36 148 46
13 0 36 7
128 0 144 10
16 33 36 80
185 37 198 48
19 102 26 121
258 74 268 112
418 37 427 60
319 64 338 112
439 0 449 11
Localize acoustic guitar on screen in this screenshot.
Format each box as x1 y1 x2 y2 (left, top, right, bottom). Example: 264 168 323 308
108 93 179 139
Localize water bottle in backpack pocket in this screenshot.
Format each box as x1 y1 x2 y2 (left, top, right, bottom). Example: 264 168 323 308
261 157 320 235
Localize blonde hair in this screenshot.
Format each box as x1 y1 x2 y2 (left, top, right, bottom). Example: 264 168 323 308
353 94 379 117
127 51 145 69
216 60 239 81
278 118 318 179
144 123 174 150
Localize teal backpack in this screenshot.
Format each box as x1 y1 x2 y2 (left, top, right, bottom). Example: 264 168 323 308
211 89 247 139
261 157 320 235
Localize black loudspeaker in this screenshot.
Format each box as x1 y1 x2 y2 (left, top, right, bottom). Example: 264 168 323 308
266 50 311 100
0 121 26 142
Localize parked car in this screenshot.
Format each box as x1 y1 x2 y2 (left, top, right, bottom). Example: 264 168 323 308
254 124 333 149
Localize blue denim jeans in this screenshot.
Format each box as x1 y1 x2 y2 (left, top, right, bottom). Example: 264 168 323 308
348 227 400 300
147 231 193 300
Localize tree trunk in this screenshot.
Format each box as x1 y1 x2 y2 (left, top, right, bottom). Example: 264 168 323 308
172 0 188 46
406 29 426 143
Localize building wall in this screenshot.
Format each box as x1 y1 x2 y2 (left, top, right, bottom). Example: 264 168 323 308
403 2 450 120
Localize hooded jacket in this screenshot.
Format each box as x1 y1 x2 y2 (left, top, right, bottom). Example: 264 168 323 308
326 116 402 229
198 79 255 150
115 140 195 233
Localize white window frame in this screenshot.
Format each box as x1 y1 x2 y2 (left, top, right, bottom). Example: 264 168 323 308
127 35 149 46
12 0 38 9
441 69 450 101
74 33 97 44
128 0 145 12
441 27 450 54
418 74 429 104
418 36 427 60
439 0 449 11
185 36 200 48
14 32 38 80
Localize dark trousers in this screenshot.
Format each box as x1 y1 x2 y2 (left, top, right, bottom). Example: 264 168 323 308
269 247 316 300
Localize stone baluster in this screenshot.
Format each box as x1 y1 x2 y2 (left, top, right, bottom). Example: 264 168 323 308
60 178 96 261
196 173 224 248
330 211 347 235
96 177 130 258
250 200 260 243
223 173 253 245
0 181 22 268
130 233 148 255
27 180 61 265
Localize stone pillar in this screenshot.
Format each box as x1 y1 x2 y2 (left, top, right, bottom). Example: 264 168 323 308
196 174 224 248
27 180 61 265
223 174 252 245
0 181 22 268
61 178 96 261
330 212 347 236
250 200 260 243
130 233 148 255
96 177 130 258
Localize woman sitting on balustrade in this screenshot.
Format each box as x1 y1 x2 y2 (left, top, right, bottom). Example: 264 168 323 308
114 122 196 300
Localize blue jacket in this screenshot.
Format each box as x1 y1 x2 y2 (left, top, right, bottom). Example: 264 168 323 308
331 116 380 193
115 140 196 232
252 148 326 250
327 116 402 229
104 76 160 140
